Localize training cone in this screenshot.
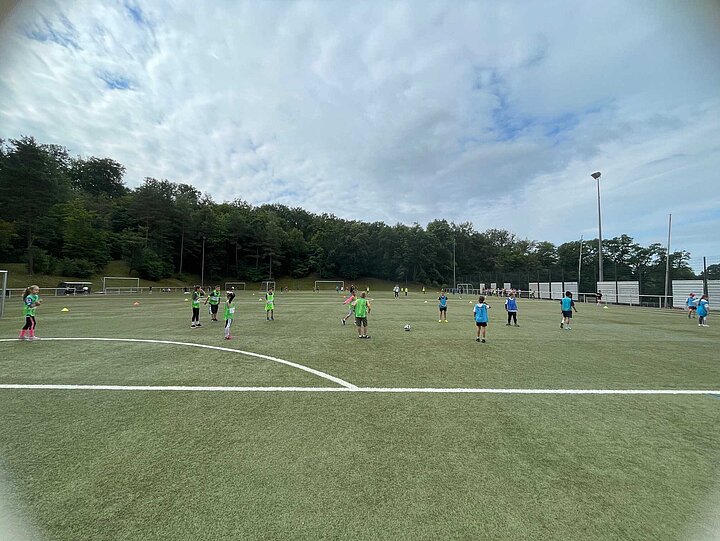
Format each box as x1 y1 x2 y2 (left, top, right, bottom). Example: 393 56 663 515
603 305 608 309
61 307 69 312
184 298 188 301
424 300 428 303
133 301 140 306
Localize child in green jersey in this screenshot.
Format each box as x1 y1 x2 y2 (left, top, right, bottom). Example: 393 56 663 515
224 292 236 340
19 285 42 340
351 291 371 339
265 288 274 321
204 285 222 322
191 285 206 328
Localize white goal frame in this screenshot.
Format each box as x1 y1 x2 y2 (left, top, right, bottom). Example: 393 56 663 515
261 280 276 292
314 280 344 291
224 282 246 291
457 283 473 294
0 270 7 318
103 276 140 294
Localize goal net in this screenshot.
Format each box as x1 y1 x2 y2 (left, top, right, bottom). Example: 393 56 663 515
103 276 140 294
457 283 473 294
315 280 344 292
260 280 276 292
224 281 246 291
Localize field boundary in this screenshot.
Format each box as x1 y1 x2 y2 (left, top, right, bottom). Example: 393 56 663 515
0 384 718 395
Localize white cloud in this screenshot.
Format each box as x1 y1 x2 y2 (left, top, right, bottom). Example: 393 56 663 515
1 0 719 256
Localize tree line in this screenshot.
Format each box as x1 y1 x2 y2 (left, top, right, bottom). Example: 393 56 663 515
0 136 709 294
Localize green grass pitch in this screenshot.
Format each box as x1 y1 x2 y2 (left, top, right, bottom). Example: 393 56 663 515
0 291 719 540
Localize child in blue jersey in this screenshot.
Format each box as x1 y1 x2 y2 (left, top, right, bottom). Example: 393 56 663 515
438 292 448 322
505 293 519 326
473 295 490 342
696 294 709 327
686 293 697 318
560 291 578 329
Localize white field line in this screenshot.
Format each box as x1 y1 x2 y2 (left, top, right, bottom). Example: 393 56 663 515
0 384 718 394
0 337 357 390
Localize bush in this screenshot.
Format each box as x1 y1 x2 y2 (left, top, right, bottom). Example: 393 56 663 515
57 258 96 278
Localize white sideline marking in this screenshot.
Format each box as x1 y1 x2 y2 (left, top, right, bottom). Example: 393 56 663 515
0 337 357 390
0 384 718 395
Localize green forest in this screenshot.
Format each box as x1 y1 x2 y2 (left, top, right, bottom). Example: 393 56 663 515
0 136 707 293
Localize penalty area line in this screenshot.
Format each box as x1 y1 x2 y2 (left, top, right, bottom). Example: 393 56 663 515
0 384 718 395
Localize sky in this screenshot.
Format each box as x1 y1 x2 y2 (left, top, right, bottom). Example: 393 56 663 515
1 0 719 261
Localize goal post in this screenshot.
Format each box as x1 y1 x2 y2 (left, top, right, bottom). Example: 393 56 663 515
260 280 276 292
224 281 246 291
0 270 7 318
457 283 473 294
314 280 344 292
103 277 140 294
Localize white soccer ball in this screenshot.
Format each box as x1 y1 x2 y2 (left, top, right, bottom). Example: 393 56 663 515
404 324 411 331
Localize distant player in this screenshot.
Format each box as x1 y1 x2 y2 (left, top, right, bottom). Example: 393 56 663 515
393 284 400 299
505 292 519 326
696 294 709 327
205 285 222 322
265 288 275 321
560 291 578 330
686 293 697 318
473 295 490 342
438 291 448 322
596 290 603 306
352 291 371 339
19 285 42 340
191 285 205 328
404 287 408 297
341 289 357 325
224 291 236 339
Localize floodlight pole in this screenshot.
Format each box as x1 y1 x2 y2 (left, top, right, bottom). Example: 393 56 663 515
577 235 584 291
664 214 672 308
453 237 456 292
201 236 206 288
591 172 603 283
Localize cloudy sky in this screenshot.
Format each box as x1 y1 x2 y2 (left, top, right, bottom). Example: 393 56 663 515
1 0 719 260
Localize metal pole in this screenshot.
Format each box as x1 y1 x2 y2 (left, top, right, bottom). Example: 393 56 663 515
452 238 456 292
201 236 206 288
0 270 6 318
703 257 709 297
577 236 584 290
595 174 604 282
663 214 672 308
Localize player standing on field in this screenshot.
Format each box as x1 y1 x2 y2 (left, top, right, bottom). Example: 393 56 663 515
560 291 578 330
224 292 236 339
686 293 697 318
205 285 222 322
19 285 42 340
438 291 448 322
352 291 371 339
505 292 519 326
191 285 205 328
473 295 490 342
265 288 275 321
696 294 710 327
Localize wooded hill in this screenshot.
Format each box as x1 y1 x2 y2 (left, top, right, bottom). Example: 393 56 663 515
0 136 700 293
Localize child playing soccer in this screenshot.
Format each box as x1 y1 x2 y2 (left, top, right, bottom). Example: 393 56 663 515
560 291 578 330
19 285 42 340
696 294 710 327
191 285 205 328
224 292 236 339
473 295 490 342
686 293 697 319
438 291 448 322
341 290 357 325
205 285 222 322
505 292 519 326
265 288 275 321
352 291 371 339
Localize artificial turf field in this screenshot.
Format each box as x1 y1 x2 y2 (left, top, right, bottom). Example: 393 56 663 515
0 290 718 540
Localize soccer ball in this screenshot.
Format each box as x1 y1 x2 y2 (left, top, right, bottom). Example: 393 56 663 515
404 324 411 331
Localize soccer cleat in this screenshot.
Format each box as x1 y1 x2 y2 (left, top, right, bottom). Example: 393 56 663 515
191 324 196 328
515 324 519 327
28 336 40 340
475 337 480 342
560 323 563 329
481 339 485 343
196 323 202 327
506 323 511 326
341 319 345 325
699 324 703 326
566 326 571 330
444 320 448 323
439 320 442 323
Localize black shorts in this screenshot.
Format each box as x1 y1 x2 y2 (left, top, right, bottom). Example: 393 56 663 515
355 316 368 327
562 310 572 318
688 306 697 311
439 306 447 312
210 304 219 314
475 322 487 327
